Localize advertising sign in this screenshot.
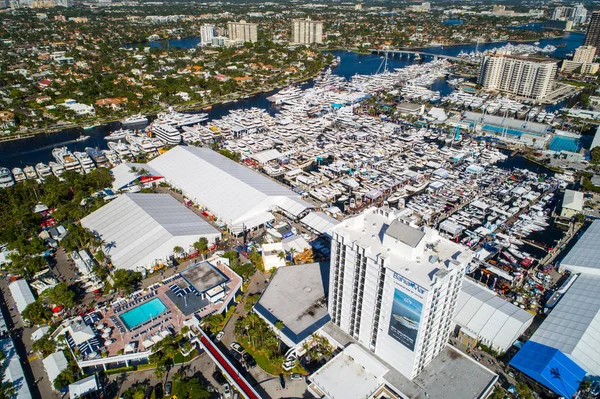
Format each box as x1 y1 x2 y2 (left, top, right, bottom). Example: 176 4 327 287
388 288 423 351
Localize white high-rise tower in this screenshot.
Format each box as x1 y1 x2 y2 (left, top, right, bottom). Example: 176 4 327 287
328 207 473 379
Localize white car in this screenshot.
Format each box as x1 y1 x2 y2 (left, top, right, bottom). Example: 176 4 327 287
230 342 245 354
215 331 224 342
222 383 232 398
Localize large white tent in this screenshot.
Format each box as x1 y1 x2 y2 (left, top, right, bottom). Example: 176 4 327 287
8 280 35 315
81 193 221 270
454 279 533 353
43 351 68 390
560 220 600 275
530 274 600 376
149 146 306 233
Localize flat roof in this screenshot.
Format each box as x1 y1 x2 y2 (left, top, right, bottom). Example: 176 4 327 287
180 261 229 293
255 263 329 344
300 212 340 236
69 375 99 399
9 280 35 315
563 189 584 212
43 351 68 389
560 220 600 274
0 338 32 399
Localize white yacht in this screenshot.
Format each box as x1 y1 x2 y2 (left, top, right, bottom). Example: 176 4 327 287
104 129 131 141
121 113 148 126
156 108 208 128
107 141 131 159
53 147 82 172
126 134 156 154
48 162 65 177
11 168 26 182
0 167 14 188
74 151 96 173
86 147 110 168
151 123 181 145
23 165 38 180
35 163 52 179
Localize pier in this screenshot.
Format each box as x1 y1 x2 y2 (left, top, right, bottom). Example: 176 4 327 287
370 49 481 65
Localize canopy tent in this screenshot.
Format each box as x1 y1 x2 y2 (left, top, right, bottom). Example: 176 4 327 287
510 341 585 399
301 212 340 237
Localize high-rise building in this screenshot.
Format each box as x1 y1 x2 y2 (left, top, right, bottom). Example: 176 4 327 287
227 20 258 43
200 24 216 44
574 45 596 63
291 19 323 44
478 53 557 100
584 11 600 55
328 207 472 379
573 4 588 25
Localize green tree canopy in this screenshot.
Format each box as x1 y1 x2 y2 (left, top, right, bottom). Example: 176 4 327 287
112 269 142 294
22 301 52 325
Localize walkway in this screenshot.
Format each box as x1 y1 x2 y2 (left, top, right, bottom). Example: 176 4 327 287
197 328 262 399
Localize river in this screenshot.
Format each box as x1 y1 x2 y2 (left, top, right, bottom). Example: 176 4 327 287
0 32 585 169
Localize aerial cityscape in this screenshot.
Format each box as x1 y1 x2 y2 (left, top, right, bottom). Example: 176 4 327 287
1 0 600 398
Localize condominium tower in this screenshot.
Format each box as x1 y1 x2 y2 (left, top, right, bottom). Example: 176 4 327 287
573 45 596 63
227 20 258 43
585 11 600 55
291 19 323 44
478 53 557 100
200 24 216 44
329 207 473 379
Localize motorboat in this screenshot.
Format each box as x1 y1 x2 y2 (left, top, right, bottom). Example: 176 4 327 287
151 123 181 145
76 134 90 142
53 147 82 172
11 168 26 182
104 129 131 141
121 113 148 126
86 147 110 168
23 165 38 180
35 163 52 179
48 162 65 177
74 151 96 173
107 141 131 159
0 167 14 188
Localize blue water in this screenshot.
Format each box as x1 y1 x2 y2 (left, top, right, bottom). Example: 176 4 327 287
119 298 167 330
0 32 585 169
509 23 544 31
549 135 583 152
442 20 463 26
482 124 543 138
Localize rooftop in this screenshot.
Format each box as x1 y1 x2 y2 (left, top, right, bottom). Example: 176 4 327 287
0 338 32 399
563 189 584 212
255 263 329 344
560 220 600 275
180 261 229 294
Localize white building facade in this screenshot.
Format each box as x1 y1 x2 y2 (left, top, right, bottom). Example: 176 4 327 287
291 19 323 44
329 208 473 379
227 20 258 43
478 54 557 100
200 24 216 44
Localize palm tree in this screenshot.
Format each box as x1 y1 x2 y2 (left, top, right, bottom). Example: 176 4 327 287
173 246 184 259
290 247 297 264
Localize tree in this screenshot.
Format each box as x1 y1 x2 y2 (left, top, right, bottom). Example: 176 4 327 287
32 333 57 356
112 269 142 294
201 313 224 334
7 254 47 279
22 301 52 325
0 382 16 399
173 246 184 258
41 282 76 308
173 377 210 399
121 385 146 399
516 382 534 399
193 237 208 253
244 294 260 313
52 365 78 390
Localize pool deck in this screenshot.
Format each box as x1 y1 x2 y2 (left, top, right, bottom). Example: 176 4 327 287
99 283 187 356
94 261 242 357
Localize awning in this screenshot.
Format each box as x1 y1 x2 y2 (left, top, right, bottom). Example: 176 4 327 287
142 339 154 349
231 212 276 234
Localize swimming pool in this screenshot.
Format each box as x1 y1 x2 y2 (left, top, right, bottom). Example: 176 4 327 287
119 298 167 330
549 135 583 153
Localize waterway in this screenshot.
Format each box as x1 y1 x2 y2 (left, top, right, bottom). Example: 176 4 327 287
0 32 585 169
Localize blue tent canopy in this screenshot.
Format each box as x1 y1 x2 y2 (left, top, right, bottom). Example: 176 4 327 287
509 341 586 398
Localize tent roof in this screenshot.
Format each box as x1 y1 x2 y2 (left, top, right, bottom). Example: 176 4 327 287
249 149 282 164
149 146 302 226
43 352 68 389
561 220 600 274
563 189 583 211
276 197 313 218
509 341 585 398
69 375 98 399
0 338 32 399
530 274 600 375
81 193 220 270
8 280 35 315
300 212 340 237
455 280 533 351
111 163 162 191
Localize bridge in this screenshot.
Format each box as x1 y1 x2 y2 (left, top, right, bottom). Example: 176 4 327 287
198 328 263 399
370 49 480 65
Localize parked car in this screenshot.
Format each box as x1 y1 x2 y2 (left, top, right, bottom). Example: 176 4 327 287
164 381 172 397
230 342 245 354
243 352 256 369
213 370 227 385
290 373 303 381
154 384 163 398
223 383 232 398
215 331 224 342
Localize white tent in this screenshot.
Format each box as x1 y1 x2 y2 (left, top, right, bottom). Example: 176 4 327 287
43 352 68 390
301 212 340 237
81 193 221 270
9 280 35 315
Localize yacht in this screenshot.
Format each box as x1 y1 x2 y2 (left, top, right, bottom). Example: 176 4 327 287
126 135 156 154
49 162 65 177
11 168 25 182
0 167 14 188
86 147 110 168
107 141 131 159
151 123 181 145
74 151 96 173
121 113 148 126
155 109 208 128
23 165 38 180
35 163 52 179
104 129 131 141
53 147 82 172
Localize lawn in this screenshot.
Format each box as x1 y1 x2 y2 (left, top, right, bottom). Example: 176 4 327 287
240 343 283 375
